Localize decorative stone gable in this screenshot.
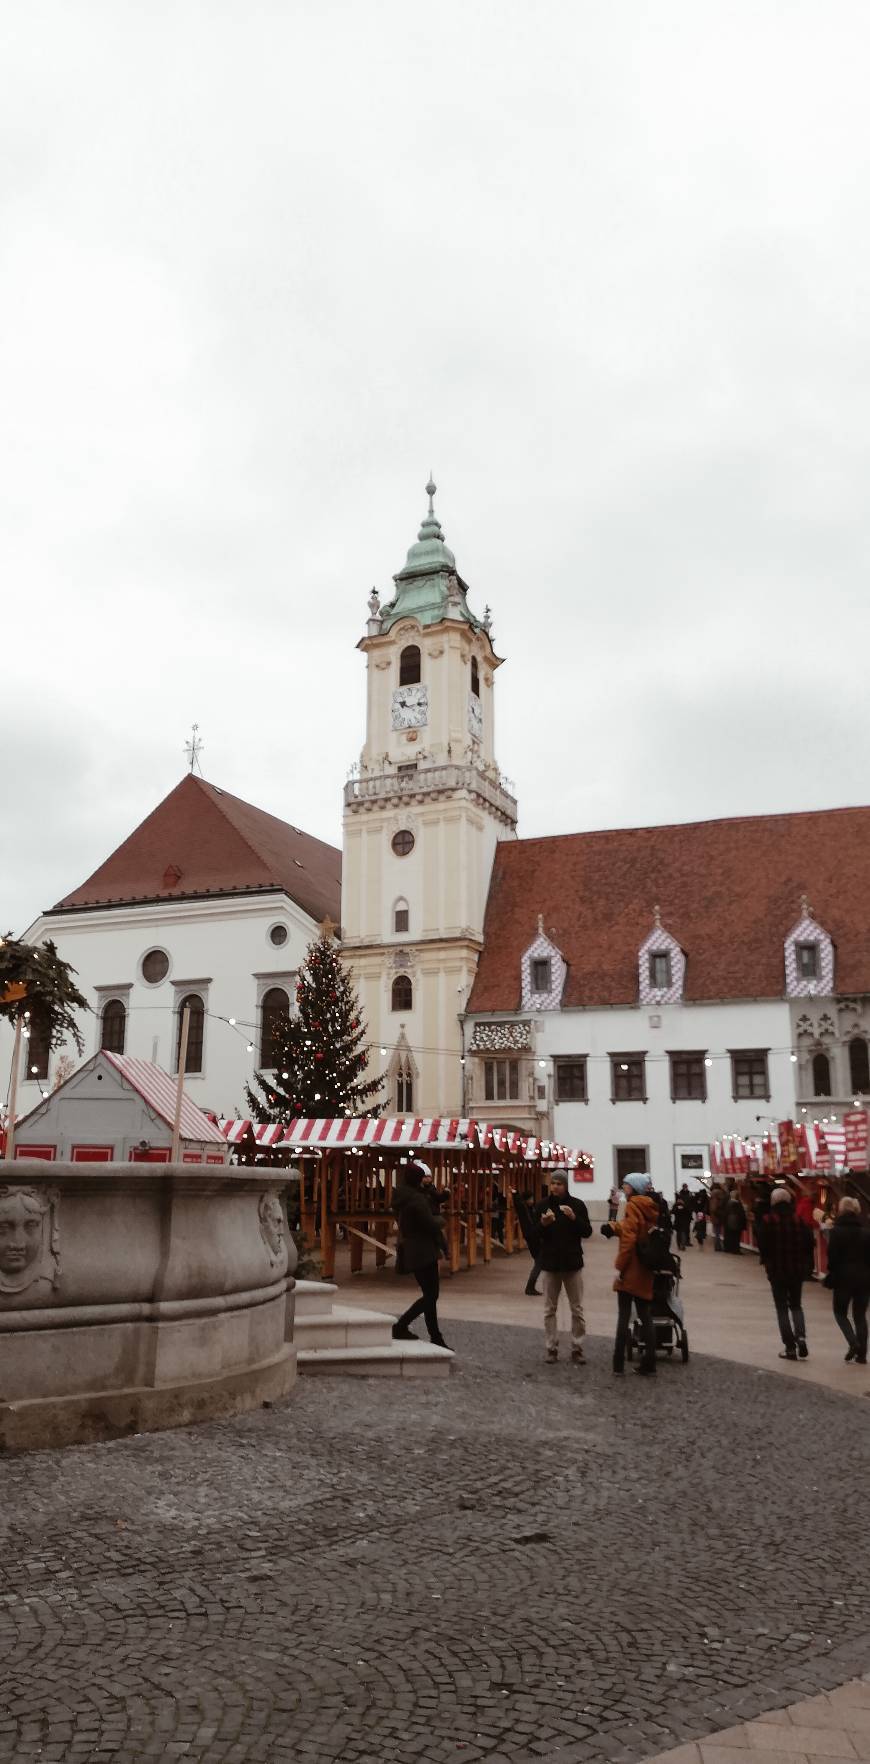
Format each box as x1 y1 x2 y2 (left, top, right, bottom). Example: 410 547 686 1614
638 907 685 1005
784 900 834 998
520 917 566 1011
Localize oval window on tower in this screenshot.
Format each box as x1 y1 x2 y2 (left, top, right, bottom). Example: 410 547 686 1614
392 830 415 857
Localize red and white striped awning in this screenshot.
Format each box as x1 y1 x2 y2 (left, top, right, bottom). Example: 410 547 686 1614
216 1115 593 1169
217 1118 286 1147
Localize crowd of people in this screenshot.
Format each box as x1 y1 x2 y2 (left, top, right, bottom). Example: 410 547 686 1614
388 1157 870 1375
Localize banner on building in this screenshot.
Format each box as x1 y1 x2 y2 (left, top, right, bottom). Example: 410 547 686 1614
778 1119 799 1173
844 1109 869 1170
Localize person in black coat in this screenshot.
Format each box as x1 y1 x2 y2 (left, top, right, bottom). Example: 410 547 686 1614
825 1196 870 1363
756 1186 815 1361
533 1170 592 1363
392 1162 450 1348
722 1183 748 1254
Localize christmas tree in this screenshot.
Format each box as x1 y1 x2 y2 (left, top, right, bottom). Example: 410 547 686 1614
246 922 382 1123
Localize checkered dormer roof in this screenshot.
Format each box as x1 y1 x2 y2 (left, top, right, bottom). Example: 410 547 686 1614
638 922 685 1005
785 914 835 998
521 930 566 1011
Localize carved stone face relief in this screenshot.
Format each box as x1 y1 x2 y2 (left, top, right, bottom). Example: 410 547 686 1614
258 1192 288 1269
0 1186 61 1298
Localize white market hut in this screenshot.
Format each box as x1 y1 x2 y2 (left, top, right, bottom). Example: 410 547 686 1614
10 1050 228 1165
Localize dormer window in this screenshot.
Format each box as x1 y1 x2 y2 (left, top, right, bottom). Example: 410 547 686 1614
531 957 552 992
399 645 421 686
785 902 833 997
520 919 566 1010
470 656 480 697
797 943 819 980
649 951 671 990
638 912 684 1003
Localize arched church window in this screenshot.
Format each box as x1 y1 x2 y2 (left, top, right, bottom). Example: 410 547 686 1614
392 974 413 1012
176 994 205 1074
25 1010 50 1083
394 899 409 934
849 1037 870 1095
471 656 480 697
100 998 127 1056
399 645 421 686
396 1062 414 1114
812 1051 831 1098
260 987 290 1068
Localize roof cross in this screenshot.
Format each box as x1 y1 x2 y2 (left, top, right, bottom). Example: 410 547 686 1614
184 723 204 776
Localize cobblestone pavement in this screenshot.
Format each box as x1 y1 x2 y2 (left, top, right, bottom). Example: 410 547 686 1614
3 1324 870 1764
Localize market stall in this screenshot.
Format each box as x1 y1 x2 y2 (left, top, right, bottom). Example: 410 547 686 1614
213 1115 594 1278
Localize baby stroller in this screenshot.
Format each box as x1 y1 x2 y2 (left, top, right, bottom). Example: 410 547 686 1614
627 1253 690 1364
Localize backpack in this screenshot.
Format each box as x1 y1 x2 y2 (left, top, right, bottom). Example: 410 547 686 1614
636 1220 673 1271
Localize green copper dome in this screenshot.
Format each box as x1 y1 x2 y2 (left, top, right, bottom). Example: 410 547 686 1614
376 478 483 633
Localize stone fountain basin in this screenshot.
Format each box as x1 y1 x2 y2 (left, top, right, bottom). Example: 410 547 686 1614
0 1161 297 1451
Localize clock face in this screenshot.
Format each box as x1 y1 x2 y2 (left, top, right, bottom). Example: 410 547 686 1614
467 692 483 741
392 684 428 730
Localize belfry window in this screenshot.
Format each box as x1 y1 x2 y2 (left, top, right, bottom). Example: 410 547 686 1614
471 656 480 697
399 645 421 686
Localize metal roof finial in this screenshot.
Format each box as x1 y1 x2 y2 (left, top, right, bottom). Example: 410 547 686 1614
537 912 545 936
426 472 436 516
653 902 662 929
800 892 813 920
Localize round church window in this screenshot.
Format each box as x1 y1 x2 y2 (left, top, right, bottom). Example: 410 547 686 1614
269 924 289 947
392 830 415 857
141 949 170 984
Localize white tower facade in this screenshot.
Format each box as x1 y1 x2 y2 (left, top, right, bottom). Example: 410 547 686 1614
341 481 518 1116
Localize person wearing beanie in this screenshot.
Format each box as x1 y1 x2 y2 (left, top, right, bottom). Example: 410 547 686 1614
533 1170 592 1362
391 1162 450 1349
825 1195 870 1363
756 1184 814 1361
605 1172 660 1376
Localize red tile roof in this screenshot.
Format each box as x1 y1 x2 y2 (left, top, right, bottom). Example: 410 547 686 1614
54 775 341 926
468 806 870 1011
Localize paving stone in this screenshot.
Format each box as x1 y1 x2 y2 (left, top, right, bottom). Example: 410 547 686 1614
2 1323 870 1764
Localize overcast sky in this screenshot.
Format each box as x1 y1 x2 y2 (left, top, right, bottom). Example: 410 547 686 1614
3 1 869 935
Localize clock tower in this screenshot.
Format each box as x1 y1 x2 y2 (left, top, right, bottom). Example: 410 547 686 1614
341 479 518 1116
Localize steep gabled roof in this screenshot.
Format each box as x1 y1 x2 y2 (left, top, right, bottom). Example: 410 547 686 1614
468 805 870 1011
53 775 341 926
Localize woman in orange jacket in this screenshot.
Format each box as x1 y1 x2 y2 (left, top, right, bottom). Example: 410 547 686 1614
607 1172 660 1377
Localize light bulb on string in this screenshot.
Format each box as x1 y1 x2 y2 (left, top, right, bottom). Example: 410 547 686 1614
246 1042 254 1053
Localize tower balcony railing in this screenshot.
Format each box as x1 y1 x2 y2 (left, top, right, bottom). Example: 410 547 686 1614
344 761 518 825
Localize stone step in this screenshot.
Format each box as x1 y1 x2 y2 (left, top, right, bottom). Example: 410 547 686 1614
294 1279 339 1315
294 1304 397 1349
297 1341 454 1379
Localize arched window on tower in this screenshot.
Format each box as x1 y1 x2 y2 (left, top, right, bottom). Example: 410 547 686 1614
812 1051 831 1098
391 974 413 1012
849 1037 870 1095
176 993 205 1074
100 998 127 1056
470 656 480 697
394 898 409 935
260 987 290 1068
399 645 421 686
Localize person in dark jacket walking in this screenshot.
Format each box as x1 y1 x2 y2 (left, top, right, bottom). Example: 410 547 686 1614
392 1162 450 1348
756 1185 814 1360
825 1196 870 1363
722 1181 747 1254
533 1170 592 1362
